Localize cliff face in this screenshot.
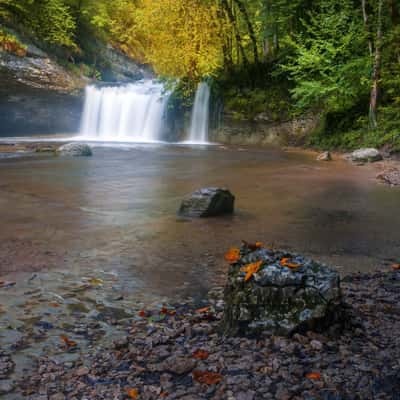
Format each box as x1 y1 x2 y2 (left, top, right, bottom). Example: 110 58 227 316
0 34 146 137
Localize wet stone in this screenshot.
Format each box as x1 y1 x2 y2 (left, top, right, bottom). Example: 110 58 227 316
178 187 235 218
222 245 342 336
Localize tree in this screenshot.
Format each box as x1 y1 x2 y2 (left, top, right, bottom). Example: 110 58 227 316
281 1 371 113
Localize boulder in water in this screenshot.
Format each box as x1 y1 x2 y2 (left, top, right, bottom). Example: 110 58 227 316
179 188 235 218
349 148 382 163
222 243 342 337
57 143 92 157
317 151 332 161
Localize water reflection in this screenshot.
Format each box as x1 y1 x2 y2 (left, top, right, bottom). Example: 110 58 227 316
0 145 399 300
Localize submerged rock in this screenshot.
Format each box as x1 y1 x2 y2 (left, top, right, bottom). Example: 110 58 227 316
349 148 382 163
222 244 342 336
178 187 235 218
57 143 92 157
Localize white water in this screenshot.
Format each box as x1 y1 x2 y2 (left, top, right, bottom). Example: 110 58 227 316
79 80 169 142
187 82 210 144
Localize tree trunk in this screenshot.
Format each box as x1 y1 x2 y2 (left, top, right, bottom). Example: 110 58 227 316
362 0 373 56
220 0 248 65
232 0 259 63
369 0 383 129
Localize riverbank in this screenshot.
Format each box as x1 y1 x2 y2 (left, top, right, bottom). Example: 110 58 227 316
1 266 399 399
1 143 400 398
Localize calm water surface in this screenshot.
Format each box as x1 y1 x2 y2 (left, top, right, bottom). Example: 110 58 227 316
0 143 399 300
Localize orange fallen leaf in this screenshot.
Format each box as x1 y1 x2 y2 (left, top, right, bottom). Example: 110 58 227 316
49 302 60 308
306 372 321 380
280 258 301 269
138 310 147 318
193 349 209 360
126 388 139 399
60 335 77 348
160 392 168 398
224 247 240 263
160 307 176 316
391 263 400 270
240 260 263 282
195 306 210 314
193 370 223 385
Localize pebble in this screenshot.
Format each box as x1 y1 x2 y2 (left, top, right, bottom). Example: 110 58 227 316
2 269 399 400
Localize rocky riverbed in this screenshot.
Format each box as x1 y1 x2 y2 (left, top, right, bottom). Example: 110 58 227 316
1 264 400 399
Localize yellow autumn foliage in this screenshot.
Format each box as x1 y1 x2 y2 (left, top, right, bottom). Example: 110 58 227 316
135 0 226 79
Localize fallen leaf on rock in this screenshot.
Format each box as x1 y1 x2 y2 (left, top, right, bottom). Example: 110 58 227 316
195 306 210 314
306 372 321 380
240 261 263 282
126 388 139 399
193 349 209 360
280 258 301 269
224 247 240 263
160 392 168 398
60 335 77 348
138 310 147 318
391 264 400 270
193 370 223 385
49 302 61 308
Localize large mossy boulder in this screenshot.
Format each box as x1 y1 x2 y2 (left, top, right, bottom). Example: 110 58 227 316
57 143 93 157
179 188 235 218
222 243 342 337
349 148 382 163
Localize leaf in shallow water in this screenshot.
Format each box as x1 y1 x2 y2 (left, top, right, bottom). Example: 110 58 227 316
193 370 223 385
195 306 210 314
126 388 139 399
391 264 400 270
60 335 77 348
240 261 263 282
88 278 104 286
138 310 147 318
224 248 240 263
193 349 209 360
306 372 321 380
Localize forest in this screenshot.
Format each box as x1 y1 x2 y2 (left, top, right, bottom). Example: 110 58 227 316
1 0 399 150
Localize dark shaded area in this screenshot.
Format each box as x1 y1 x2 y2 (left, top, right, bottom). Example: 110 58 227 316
0 70 82 136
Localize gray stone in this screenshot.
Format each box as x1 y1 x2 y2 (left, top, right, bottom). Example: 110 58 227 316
179 188 235 218
222 246 342 337
0 380 15 395
376 167 400 186
57 143 93 157
349 148 382 163
162 356 197 375
317 151 331 161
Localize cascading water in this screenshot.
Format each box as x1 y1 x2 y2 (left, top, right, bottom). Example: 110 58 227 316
79 80 169 142
187 82 210 143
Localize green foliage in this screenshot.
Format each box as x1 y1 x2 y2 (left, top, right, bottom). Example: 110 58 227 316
281 1 371 113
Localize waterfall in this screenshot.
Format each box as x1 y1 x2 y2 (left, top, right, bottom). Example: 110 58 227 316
187 82 210 143
79 80 169 142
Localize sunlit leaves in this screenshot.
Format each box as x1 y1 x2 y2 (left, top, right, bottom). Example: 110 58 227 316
240 260 263 281
224 248 240 263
